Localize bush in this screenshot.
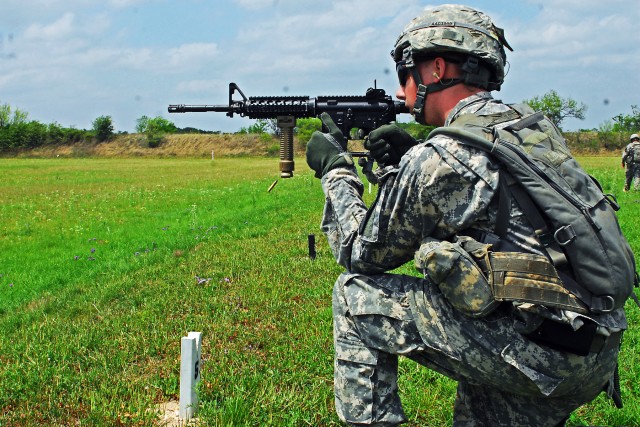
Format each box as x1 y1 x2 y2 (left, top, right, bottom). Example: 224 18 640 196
0 121 47 148
135 115 176 148
295 118 321 145
92 115 114 142
147 133 165 148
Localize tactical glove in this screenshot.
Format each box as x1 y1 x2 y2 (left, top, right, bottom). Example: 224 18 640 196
306 112 354 178
364 124 418 166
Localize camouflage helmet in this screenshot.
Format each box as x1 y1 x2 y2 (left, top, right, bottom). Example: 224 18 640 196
392 4 512 91
631 134 640 142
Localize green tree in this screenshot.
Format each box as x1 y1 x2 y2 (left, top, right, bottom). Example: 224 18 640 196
135 115 177 147
523 90 587 130
135 115 150 134
135 115 176 134
295 118 322 145
0 102 29 127
146 116 177 134
92 115 114 142
612 105 640 133
238 119 272 135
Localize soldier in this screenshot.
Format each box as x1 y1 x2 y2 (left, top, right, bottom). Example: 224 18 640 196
305 4 626 426
622 133 640 191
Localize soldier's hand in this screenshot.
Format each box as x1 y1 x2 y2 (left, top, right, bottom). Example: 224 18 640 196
364 124 418 166
306 113 354 179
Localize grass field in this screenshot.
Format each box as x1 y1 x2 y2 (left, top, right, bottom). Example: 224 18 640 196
0 156 638 426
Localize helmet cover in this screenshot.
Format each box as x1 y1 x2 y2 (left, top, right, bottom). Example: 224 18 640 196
393 4 512 90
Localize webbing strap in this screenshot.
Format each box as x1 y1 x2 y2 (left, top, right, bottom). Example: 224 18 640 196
488 252 586 312
494 171 511 240
505 174 569 267
557 270 616 313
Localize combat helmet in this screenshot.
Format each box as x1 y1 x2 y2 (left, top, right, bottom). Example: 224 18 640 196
392 4 512 123
630 134 640 142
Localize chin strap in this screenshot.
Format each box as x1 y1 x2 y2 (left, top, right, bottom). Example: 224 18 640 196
410 67 463 125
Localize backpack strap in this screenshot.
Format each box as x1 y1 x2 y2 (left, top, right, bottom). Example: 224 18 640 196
500 172 568 267
497 171 618 312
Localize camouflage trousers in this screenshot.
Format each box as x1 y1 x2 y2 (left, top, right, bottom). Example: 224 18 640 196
332 272 621 426
624 163 640 191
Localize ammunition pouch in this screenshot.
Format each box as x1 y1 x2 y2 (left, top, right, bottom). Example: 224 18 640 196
415 236 588 318
415 236 499 318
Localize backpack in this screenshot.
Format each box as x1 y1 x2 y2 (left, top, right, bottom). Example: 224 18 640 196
428 104 638 313
629 143 640 164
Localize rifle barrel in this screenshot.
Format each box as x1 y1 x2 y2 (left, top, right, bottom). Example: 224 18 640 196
168 104 231 113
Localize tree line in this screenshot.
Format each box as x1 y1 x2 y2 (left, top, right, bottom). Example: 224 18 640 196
1 90 638 152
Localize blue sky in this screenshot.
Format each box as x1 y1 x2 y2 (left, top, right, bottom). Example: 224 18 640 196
0 0 638 133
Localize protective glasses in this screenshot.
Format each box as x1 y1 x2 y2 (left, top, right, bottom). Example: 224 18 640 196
395 60 410 86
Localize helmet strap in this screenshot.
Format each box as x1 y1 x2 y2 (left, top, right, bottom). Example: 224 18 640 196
409 66 463 125
408 67 426 124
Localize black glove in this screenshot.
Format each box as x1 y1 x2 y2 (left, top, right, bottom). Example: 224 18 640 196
364 124 418 166
306 112 354 178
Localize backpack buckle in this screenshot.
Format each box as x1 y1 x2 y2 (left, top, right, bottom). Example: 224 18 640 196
554 225 576 246
591 295 615 314
605 193 620 211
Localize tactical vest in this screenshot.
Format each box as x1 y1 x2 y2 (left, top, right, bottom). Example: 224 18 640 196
428 104 638 314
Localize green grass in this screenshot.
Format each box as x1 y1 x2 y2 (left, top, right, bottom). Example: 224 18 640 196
0 156 638 426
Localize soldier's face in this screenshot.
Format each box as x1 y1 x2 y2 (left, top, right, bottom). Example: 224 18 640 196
396 61 433 122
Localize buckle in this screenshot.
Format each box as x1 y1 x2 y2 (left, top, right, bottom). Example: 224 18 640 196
590 295 615 314
554 225 576 246
535 229 554 247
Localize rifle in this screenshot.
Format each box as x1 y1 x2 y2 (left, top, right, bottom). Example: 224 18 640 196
168 82 409 178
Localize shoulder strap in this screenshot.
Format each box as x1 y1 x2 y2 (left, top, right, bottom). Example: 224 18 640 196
504 111 545 132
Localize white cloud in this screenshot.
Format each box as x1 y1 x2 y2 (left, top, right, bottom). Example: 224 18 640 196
24 12 75 40
1 0 638 133
510 6 639 69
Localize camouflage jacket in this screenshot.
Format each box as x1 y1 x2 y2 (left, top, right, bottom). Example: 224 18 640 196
622 141 640 166
320 92 626 330
320 92 540 272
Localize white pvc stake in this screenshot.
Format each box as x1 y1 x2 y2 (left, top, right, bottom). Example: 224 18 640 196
180 332 202 421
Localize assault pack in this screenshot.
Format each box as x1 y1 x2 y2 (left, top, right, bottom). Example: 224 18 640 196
623 142 640 165
428 104 638 313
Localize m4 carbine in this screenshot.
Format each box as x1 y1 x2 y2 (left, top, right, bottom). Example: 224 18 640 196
168 82 409 178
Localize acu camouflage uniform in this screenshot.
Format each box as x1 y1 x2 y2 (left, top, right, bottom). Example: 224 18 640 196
622 139 640 191
320 93 625 426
